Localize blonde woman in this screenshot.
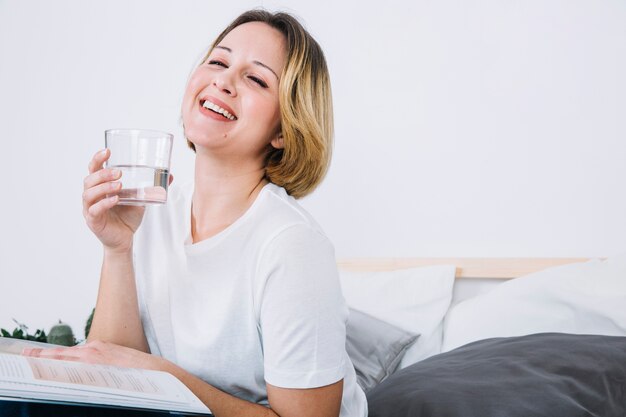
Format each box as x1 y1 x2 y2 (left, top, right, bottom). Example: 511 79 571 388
23 9 367 417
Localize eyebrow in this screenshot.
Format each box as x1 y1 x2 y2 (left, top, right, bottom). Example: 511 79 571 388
214 45 279 80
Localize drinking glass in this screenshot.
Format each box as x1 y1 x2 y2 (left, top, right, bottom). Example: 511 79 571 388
104 129 173 205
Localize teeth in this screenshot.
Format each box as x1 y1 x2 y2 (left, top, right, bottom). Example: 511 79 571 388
202 100 236 120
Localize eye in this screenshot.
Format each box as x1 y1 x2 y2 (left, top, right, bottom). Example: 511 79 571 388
248 76 268 88
207 60 227 68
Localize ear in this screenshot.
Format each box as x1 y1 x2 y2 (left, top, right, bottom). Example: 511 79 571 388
270 132 284 149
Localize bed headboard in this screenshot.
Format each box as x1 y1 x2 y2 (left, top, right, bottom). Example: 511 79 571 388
337 258 594 279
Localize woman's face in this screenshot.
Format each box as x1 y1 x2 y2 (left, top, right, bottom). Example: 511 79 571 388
182 22 287 160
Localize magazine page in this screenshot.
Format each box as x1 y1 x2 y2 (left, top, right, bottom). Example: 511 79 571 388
0 379 210 414
0 338 64 355
0 353 211 414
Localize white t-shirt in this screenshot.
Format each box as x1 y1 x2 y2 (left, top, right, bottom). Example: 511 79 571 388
134 182 367 417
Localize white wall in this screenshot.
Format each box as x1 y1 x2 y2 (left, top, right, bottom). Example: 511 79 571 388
1 0 625 338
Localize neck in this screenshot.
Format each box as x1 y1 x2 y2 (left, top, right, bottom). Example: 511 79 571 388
190 151 268 243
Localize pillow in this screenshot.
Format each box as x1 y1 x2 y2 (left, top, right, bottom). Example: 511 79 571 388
345 308 419 393
442 253 626 351
367 333 626 417
339 265 456 367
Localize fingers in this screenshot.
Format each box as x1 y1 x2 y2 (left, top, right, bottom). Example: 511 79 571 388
83 150 122 216
168 173 174 186
22 347 78 361
83 166 121 191
22 342 119 367
21 347 42 356
88 148 109 175
83 181 121 208
87 194 119 218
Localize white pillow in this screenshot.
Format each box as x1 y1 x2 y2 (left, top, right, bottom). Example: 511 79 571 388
442 253 626 352
339 265 456 368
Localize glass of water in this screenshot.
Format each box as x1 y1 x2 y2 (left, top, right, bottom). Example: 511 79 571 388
104 129 174 205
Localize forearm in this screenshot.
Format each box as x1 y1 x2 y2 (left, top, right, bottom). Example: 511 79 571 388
87 247 149 352
161 360 278 417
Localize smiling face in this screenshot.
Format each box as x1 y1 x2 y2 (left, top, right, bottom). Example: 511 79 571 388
182 22 287 160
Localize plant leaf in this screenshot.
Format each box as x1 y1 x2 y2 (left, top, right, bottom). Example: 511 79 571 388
12 328 24 339
34 329 47 343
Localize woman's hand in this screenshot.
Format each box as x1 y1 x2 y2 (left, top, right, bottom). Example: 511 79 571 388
82 149 173 253
21 340 165 371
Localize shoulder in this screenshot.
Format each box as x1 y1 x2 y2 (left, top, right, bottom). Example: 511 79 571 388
258 183 324 229
255 183 333 257
254 189 337 284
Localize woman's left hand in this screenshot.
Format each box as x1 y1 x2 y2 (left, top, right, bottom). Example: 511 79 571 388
21 340 165 371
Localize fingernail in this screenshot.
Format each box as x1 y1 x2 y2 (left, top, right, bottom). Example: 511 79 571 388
110 169 120 177
100 149 108 156
109 195 118 203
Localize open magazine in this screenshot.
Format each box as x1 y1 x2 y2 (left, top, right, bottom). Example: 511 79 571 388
0 338 212 415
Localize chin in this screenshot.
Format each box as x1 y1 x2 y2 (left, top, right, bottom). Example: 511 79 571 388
185 131 229 150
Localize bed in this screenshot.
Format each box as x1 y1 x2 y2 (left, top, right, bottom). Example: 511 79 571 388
337 255 626 417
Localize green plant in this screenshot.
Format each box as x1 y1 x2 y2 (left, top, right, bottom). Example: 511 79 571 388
47 320 76 346
1 309 95 346
0 319 47 342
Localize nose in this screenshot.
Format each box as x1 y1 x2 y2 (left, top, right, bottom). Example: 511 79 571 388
213 72 236 97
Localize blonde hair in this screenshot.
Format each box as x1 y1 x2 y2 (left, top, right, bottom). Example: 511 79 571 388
187 10 333 199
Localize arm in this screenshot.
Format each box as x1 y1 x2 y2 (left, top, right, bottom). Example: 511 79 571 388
87 248 149 352
163 360 343 417
254 224 347 417
82 148 153 351
23 342 343 417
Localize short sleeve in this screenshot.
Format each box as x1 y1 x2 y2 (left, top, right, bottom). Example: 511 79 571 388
256 224 348 389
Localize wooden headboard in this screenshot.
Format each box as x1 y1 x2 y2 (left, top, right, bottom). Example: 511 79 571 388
337 258 594 279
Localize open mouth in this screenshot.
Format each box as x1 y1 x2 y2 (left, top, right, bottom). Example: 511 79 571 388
200 99 237 121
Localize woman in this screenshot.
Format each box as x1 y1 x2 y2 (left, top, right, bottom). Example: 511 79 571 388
24 9 367 417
